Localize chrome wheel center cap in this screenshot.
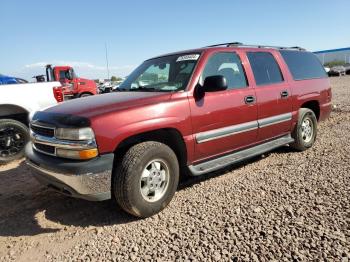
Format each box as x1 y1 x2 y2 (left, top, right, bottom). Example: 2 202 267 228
140 159 170 202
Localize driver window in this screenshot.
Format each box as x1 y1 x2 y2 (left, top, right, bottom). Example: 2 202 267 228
135 63 170 87
202 52 248 89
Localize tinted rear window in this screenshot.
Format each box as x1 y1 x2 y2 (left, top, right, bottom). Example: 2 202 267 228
280 50 327 80
247 52 284 86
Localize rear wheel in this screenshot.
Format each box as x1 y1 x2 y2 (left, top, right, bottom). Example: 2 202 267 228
0 119 29 164
113 141 179 218
290 108 317 151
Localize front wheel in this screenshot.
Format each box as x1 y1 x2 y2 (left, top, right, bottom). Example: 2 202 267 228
290 108 317 151
0 119 29 164
113 141 179 218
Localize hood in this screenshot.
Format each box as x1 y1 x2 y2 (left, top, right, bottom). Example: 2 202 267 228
44 91 172 119
76 77 94 83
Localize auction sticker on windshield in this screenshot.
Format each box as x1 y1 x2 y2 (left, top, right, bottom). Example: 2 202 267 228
176 54 200 62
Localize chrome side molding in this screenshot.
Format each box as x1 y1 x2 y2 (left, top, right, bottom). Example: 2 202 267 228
196 120 258 144
195 112 293 143
258 113 292 128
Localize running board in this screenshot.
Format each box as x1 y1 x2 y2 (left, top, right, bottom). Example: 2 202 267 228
188 134 294 176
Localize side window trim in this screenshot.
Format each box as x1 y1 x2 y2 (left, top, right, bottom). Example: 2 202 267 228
280 50 327 81
247 51 285 86
201 51 249 90
234 52 249 88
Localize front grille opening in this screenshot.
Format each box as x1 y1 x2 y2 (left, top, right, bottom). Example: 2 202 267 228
34 143 55 155
31 125 55 137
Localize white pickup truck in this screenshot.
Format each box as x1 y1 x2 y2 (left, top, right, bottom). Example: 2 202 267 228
0 81 61 164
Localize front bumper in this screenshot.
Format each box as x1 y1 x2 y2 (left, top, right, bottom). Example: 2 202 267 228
25 143 114 201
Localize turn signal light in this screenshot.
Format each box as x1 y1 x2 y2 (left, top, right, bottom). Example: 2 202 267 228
79 149 99 159
56 148 99 160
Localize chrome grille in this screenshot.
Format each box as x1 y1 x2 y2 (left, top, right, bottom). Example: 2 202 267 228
30 124 55 137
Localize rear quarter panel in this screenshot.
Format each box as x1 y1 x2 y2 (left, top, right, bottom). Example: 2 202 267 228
289 78 331 123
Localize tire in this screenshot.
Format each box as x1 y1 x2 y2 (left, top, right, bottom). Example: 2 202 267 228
80 93 91 98
0 119 29 164
113 141 179 218
290 108 317 151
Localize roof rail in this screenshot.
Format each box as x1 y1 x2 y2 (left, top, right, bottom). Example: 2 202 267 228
205 42 243 48
289 46 306 51
205 42 306 51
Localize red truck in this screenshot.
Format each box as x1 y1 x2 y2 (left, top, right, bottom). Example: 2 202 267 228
45 65 97 98
26 43 332 218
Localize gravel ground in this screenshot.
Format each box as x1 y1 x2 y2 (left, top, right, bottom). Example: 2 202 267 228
0 76 349 261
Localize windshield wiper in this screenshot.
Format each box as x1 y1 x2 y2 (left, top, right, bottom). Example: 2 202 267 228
114 86 162 92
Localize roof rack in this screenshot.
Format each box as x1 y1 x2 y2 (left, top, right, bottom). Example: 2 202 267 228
205 42 306 51
206 42 243 48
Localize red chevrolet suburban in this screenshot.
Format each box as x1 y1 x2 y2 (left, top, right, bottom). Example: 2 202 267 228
26 43 332 218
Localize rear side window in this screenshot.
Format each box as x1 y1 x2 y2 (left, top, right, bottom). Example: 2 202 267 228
202 52 248 89
247 52 284 86
280 50 327 80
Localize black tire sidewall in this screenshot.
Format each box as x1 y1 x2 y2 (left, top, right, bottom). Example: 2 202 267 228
115 142 179 217
0 120 29 164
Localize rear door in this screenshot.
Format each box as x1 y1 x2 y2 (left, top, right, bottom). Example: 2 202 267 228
246 51 292 142
189 51 258 161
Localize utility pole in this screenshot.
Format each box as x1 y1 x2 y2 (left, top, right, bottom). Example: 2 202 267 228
105 42 110 80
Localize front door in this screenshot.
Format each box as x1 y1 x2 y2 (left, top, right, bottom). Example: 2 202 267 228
189 51 258 162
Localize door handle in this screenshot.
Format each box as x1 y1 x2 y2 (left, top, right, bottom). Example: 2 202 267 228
244 95 255 104
281 90 289 98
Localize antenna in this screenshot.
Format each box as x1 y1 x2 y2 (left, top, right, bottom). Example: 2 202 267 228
105 42 110 80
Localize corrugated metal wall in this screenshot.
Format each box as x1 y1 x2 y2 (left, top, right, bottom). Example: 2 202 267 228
314 48 350 65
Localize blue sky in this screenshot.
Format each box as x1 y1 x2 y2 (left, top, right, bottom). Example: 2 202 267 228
1 0 349 80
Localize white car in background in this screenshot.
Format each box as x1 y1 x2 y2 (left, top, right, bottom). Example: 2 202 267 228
328 66 346 77
0 81 61 164
344 63 350 75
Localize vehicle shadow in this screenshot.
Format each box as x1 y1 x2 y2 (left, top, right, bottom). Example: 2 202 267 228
0 146 293 237
0 161 137 237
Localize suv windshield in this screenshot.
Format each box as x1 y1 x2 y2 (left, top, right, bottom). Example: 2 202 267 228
118 53 201 92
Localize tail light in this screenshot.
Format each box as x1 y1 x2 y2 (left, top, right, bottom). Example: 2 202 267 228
53 86 63 102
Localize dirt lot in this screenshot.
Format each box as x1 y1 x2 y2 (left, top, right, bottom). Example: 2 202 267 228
1 76 349 261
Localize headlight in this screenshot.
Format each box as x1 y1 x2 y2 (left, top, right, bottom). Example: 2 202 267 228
55 127 95 140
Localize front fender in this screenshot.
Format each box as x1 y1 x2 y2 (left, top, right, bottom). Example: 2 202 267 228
94 116 189 154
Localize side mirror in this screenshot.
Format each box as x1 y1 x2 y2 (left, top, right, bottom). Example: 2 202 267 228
203 75 228 92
